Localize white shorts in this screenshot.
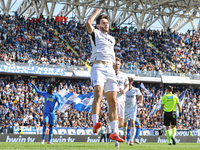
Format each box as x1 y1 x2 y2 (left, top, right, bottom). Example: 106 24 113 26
117 100 125 119
124 108 137 123
116 94 125 119
91 64 118 93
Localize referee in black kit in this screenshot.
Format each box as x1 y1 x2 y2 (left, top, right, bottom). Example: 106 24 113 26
160 86 181 145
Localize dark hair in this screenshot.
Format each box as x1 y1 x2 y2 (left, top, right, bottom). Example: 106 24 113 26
116 57 121 63
167 85 173 92
47 85 54 94
128 77 134 83
96 14 109 25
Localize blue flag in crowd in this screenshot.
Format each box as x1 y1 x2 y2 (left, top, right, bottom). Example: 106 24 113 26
140 83 154 98
148 93 164 117
73 92 94 112
58 89 94 113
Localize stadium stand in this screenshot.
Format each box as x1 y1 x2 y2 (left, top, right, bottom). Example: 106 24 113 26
0 14 199 76
0 13 200 134
0 75 199 134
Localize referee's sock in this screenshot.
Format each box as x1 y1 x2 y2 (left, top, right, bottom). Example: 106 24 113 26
42 126 47 140
166 130 171 144
172 128 176 138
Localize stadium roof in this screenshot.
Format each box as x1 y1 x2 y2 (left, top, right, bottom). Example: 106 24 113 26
0 0 200 31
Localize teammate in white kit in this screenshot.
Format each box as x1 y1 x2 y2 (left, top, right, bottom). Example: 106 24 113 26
113 57 129 147
113 57 129 127
86 8 124 142
124 77 143 146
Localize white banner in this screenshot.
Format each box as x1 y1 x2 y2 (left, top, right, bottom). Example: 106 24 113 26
73 70 90 77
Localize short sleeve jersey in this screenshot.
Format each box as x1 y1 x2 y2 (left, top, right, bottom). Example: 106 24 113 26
89 27 115 64
34 85 62 113
161 93 180 112
116 71 129 91
125 87 142 109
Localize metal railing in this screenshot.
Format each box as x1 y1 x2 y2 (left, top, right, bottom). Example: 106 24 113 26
121 70 161 78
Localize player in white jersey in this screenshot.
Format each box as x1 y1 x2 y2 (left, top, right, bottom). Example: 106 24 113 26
86 8 124 142
124 77 143 146
113 57 129 147
113 57 129 127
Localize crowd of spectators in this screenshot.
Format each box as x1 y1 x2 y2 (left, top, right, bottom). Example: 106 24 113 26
138 84 200 130
0 14 86 68
0 13 200 76
0 76 200 134
147 29 200 74
0 13 200 133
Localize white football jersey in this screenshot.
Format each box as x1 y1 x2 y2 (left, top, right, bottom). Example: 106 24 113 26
89 27 115 64
125 87 142 110
116 71 129 93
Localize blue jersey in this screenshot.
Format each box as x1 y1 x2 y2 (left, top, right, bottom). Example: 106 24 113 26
34 85 62 113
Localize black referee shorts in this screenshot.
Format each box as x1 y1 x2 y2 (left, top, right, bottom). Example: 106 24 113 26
164 112 176 126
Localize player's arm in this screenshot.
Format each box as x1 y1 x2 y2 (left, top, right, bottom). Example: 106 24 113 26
86 8 101 34
137 88 143 107
177 103 181 119
160 96 165 119
31 80 45 96
160 105 164 118
124 84 129 93
137 95 143 107
176 96 182 119
120 76 129 94
55 95 62 111
120 84 129 94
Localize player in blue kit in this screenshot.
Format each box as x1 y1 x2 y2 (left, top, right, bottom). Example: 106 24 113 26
31 80 62 144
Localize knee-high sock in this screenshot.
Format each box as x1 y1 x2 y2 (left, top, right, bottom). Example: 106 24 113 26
130 127 136 142
166 130 171 144
42 126 47 140
126 129 130 142
135 128 141 139
48 127 53 142
172 128 176 138
110 120 118 134
92 114 98 126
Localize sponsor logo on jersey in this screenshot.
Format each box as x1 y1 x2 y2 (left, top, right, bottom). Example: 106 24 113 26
126 95 135 98
117 80 123 85
103 37 113 44
167 96 173 99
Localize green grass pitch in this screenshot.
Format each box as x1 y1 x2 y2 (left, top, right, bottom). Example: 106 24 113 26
0 142 199 150
0 142 200 150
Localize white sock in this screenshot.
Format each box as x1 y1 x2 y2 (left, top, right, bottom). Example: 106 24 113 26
123 127 127 137
92 114 98 126
110 120 118 134
130 127 136 142
115 141 119 144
